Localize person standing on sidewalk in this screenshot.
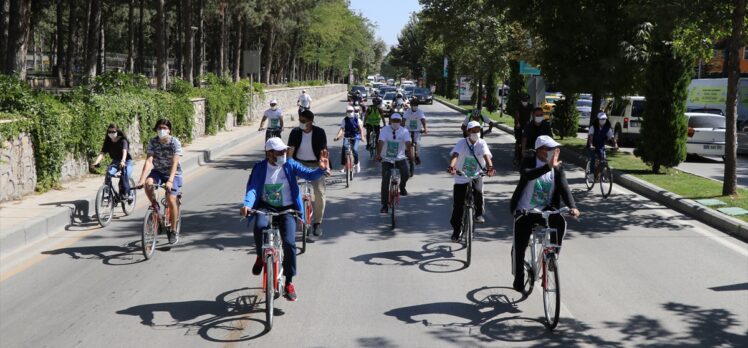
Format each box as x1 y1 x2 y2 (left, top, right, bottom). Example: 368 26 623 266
521 107 553 158
136 119 183 245
287 109 329 237
91 123 134 202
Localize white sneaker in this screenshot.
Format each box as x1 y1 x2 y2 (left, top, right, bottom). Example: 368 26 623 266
340 168 346 174
354 163 361 173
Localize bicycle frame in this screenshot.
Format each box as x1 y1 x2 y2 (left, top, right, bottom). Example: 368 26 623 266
343 137 356 170
389 166 400 206
527 208 569 282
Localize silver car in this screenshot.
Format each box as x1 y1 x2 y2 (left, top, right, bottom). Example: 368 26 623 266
576 99 592 129
685 112 726 159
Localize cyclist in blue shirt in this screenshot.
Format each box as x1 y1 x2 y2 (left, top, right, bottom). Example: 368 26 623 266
586 112 618 179
334 105 366 173
241 138 330 302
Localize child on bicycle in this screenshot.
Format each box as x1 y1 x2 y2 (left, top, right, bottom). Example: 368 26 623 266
586 112 618 179
334 106 366 173
136 119 183 245
509 136 580 294
240 138 330 302
91 123 134 202
447 121 495 242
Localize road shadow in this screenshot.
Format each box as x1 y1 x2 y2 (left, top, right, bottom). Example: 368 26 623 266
116 287 272 342
351 241 467 273
41 240 147 266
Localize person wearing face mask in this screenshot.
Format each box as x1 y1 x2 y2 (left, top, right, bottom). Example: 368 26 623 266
392 92 406 113
403 98 428 168
447 121 496 241
297 90 312 116
91 123 134 202
334 105 366 173
509 135 580 294
521 107 553 158
353 105 363 121
364 97 387 151
240 137 330 302
375 113 413 213
137 119 184 244
259 99 284 141
513 94 534 165
286 109 329 237
461 108 497 138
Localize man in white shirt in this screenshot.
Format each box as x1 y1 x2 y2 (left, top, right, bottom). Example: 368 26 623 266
297 90 312 116
375 113 413 213
403 98 428 166
461 108 497 138
259 99 284 140
447 121 496 241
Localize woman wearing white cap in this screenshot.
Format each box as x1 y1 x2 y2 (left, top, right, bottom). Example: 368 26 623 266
447 121 496 241
259 99 284 141
509 135 580 294
586 112 618 179
241 137 330 302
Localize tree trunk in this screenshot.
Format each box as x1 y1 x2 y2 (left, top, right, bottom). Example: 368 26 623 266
217 1 226 77
181 0 193 84
97 10 105 75
5 0 31 79
126 0 134 72
476 76 484 109
231 13 242 82
84 0 101 81
155 0 167 89
54 0 65 85
263 24 274 84
722 0 745 196
175 1 181 77
65 0 76 86
1 0 8 64
136 0 144 74
194 0 203 85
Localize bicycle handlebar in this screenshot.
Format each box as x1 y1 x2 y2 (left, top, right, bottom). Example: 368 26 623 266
244 208 300 218
454 170 486 178
528 207 571 219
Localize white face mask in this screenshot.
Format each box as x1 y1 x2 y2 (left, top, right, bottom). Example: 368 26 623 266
271 106 278 111
391 123 401 130
411 106 418 111
108 132 117 140
521 101 529 106
469 133 480 142
158 129 169 139
346 112 353 118
534 116 545 123
275 154 287 166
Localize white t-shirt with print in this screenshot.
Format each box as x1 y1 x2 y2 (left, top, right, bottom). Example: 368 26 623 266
264 108 283 129
298 94 312 108
263 163 293 208
403 108 426 132
451 138 492 184
378 125 411 161
517 159 555 211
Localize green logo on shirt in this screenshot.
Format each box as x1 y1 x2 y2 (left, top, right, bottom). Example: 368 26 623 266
264 183 283 207
386 140 399 158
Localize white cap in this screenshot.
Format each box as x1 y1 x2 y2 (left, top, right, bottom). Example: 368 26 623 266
265 137 288 151
466 121 481 129
346 106 354 112
597 112 608 120
390 113 402 120
302 89 307 93
269 99 278 105
535 135 561 150
354 105 361 110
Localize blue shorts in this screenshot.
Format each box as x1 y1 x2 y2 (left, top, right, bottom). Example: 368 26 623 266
147 170 183 195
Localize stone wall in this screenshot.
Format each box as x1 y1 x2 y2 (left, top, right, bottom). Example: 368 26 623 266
191 98 206 140
0 133 37 201
245 84 347 123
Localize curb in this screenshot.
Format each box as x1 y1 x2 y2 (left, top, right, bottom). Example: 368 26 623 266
434 98 748 241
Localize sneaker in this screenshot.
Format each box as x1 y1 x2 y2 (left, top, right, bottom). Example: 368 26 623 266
380 205 388 214
399 187 408 196
474 215 485 224
312 223 323 237
167 231 176 244
252 256 263 275
340 168 346 174
354 163 361 173
451 231 461 242
284 283 298 301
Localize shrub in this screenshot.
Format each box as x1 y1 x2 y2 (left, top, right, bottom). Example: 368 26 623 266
550 95 580 139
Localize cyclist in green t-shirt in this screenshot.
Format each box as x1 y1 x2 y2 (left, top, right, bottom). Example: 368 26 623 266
364 97 387 150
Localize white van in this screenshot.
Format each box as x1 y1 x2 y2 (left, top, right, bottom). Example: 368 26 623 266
607 96 646 145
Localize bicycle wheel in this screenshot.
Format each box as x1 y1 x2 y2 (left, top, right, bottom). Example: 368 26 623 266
349 151 355 182
172 199 182 244
390 184 397 229
264 255 275 331
345 157 350 188
463 207 473 267
584 161 595 191
300 200 309 252
600 163 613 198
523 261 535 295
121 178 137 215
543 256 561 329
95 185 115 227
141 208 158 259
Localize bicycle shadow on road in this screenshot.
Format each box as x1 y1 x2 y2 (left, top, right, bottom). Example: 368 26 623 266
116 287 272 343
41 240 147 266
351 241 467 273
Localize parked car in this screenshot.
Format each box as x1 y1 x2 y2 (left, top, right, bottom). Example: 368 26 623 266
738 124 748 155
403 85 416 99
348 85 368 102
382 92 397 112
543 93 564 119
413 87 433 105
576 99 592 129
686 107 724 115
685 112 726 159
607 96 646 145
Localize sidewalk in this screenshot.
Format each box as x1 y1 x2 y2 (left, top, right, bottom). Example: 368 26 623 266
434 98 748 240
0 91 345 258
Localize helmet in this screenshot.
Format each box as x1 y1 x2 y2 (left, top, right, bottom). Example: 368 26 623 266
396 92 403 98
346 106 354 112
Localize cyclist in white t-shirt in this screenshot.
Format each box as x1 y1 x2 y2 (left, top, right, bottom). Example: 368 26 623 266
447 121 495 241
375 113 413 213
297 90 313 116
403 98 428 165
259 99 284 140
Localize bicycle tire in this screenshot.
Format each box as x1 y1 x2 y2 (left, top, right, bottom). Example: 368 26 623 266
464 207 473 267
141 208 158 259
584 161 595 191
543 256 561 329
300 200 309 253
95 185 114 227
523 261 535 295
349 151 355 182
345 158 350 188
265 254 275 331
390 185 397 229
600 163 613 198
121 178 137 215
172 199 182 244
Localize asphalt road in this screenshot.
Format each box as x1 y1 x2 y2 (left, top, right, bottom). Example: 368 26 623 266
2 96 747 347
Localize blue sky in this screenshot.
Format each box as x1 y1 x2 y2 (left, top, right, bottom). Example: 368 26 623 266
349 0 423 49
